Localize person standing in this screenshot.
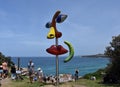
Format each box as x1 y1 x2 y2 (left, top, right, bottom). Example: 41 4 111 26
28 59 34 83
0 65 3 78
75 69 79 81
2 61 8 78
10 64 16 80
37 67 43 82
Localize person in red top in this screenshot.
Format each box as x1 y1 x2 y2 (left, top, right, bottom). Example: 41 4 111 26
2 61 8 78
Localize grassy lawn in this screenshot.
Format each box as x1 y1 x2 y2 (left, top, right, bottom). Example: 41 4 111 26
72 79 120 87
9 77 46 87
8 77 120 87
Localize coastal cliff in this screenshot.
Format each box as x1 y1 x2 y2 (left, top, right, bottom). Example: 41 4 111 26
81 54 108 58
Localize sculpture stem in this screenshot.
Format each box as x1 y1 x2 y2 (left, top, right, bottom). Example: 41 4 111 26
55 38 59 86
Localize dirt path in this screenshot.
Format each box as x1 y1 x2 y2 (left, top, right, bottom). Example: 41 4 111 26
44 84 86 87
0 78 12 87
0 78 86 87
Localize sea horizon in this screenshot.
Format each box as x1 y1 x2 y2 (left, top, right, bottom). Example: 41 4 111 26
11 56 109 76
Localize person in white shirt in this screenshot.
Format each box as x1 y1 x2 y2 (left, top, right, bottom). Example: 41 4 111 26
28 60 34 83
37 67 43 82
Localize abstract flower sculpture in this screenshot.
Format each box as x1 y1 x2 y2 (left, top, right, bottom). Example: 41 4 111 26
45 10 74 86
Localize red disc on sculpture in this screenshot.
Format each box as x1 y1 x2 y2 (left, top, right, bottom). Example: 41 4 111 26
46 45 68 55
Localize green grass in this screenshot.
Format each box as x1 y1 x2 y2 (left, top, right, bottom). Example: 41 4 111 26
71 79 120 87
10 77 46 87
9 76 120 87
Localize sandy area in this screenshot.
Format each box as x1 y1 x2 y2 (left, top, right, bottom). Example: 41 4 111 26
1 78 12 87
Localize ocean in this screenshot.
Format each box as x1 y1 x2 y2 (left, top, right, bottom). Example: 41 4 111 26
11 56 109 76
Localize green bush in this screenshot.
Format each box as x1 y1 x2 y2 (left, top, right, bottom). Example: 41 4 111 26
104 35 120 83
83 68 105 79
0 52 14 66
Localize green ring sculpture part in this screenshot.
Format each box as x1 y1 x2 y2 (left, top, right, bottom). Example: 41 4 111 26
64 41 74 63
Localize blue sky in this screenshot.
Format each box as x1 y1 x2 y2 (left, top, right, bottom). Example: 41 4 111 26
0 0 120 57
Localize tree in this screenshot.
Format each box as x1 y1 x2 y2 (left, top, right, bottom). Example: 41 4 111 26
0 52 14 66
104 35 120 83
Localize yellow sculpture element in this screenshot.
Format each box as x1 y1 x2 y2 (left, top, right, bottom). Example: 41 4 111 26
47 27 55 39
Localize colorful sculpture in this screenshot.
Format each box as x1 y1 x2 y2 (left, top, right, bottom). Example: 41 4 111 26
45 10 74 62
45 10 74 85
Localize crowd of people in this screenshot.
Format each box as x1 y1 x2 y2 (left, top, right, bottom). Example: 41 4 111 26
27 59 80 84
27 59 44 83
0 59 80 85
0 59 44 83
0 60 23 80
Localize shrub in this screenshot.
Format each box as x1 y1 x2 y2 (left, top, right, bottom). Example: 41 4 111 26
83 68 105 79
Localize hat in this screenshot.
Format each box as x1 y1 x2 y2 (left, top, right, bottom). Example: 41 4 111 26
37 67 41 71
